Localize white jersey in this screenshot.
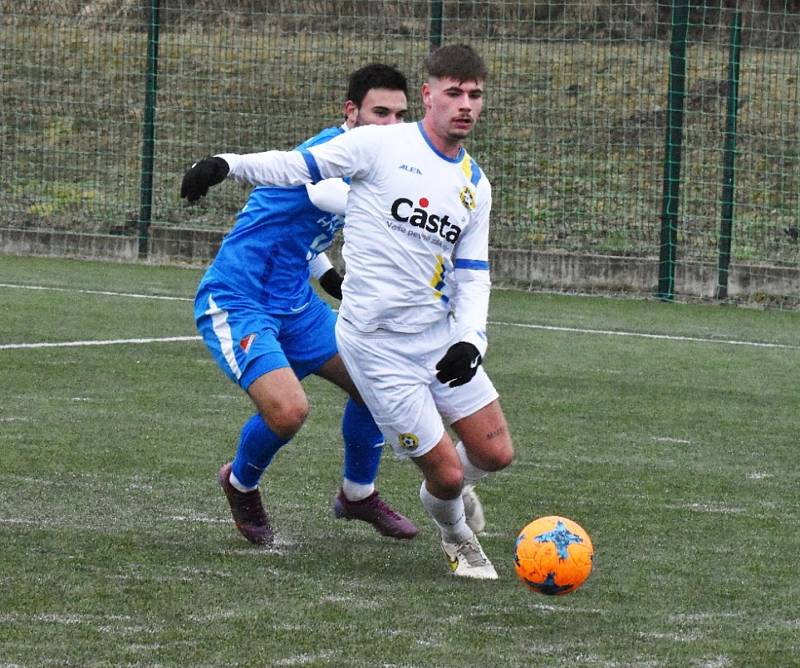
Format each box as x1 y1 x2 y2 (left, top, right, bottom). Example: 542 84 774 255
219 121 492 355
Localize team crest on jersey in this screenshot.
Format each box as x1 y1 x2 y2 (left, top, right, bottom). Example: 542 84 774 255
459 186 476 211
398 433 420 450
240 333 257 353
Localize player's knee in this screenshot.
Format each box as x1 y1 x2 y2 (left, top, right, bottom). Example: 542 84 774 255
427 464 464 499
464 436 514 473
491 441 514 471
476 440 514 473
267 397 309 439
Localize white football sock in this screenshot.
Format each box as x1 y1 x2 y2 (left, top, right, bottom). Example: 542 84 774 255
419 481 473 543
342 479 375 502
456 441 491 486
229 469 258 493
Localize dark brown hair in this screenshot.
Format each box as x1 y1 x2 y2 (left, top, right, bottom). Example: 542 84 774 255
424 44 487 83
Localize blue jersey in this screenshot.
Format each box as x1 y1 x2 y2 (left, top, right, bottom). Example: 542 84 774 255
197 126 345 314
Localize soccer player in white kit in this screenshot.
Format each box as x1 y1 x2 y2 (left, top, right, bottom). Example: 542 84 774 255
182 45 513 579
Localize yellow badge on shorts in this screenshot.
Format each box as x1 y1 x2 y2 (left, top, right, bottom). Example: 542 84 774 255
398 433 420 450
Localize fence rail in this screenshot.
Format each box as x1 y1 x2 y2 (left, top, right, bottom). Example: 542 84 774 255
1 1 798 304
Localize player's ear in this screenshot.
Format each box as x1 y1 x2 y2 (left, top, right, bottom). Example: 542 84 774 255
421 82 433 109
343 100 358 127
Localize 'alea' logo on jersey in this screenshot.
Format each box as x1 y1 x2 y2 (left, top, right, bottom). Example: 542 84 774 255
390 197 462 243
398 164 422 175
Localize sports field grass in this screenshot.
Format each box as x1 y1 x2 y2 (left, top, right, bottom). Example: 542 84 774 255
1 256 799 667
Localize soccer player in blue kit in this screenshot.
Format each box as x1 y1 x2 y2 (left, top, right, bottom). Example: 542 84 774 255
184 64 417 546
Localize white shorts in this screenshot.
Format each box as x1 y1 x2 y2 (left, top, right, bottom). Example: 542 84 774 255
335 315 499 459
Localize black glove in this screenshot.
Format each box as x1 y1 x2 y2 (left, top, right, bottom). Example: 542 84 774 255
435 342 482 388
180 156 230 203
318 268 343 300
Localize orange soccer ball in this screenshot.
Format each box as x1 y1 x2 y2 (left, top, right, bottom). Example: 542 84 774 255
514 515 594 595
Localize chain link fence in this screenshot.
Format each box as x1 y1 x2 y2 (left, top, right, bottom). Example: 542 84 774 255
1 1 798 303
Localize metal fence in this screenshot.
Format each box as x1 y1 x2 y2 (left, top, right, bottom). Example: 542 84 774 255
1 1 798 303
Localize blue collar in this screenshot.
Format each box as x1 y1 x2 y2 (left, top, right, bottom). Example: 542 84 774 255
416 122 465 163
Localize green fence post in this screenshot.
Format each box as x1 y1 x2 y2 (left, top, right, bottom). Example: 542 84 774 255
138 0 161 258
657 0 690 302
429 0 443 50
716 8 742 301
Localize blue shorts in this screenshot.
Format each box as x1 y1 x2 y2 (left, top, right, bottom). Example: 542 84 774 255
195 282 339 390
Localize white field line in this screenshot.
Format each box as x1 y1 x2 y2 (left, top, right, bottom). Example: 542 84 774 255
491 320 800 350
0 282 192 301
0 336 201 350
2 282 799 351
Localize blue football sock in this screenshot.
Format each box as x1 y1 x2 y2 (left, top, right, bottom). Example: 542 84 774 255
341 398 383 485
231 413 290 489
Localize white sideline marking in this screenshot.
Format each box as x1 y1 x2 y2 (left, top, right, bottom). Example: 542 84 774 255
275 651 336 666
0 282 192 301
169 515 228 524
0 612 134 625
666 502 746 514
524 602 607 615
700 657 734 668
639 629 704 643
2 282 799 351
0 336 201 350
491 320 800 350
671 612 744 622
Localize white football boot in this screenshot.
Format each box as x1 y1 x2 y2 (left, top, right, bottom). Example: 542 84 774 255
441 534 498 580
462 484 486 534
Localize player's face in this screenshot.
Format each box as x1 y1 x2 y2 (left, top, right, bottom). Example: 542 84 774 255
345 88 408 127
422 76 484 143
